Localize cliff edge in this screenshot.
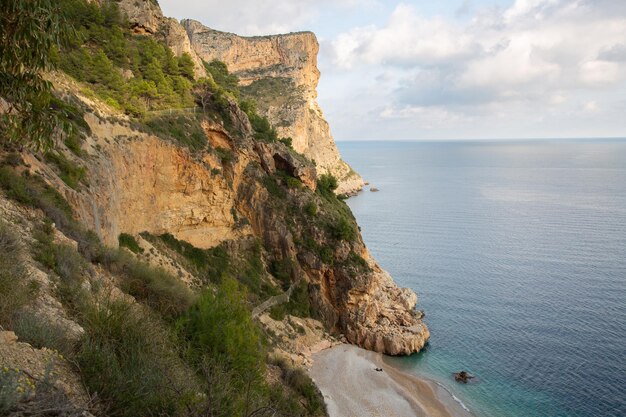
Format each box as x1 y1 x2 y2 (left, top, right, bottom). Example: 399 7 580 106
182 20 364 195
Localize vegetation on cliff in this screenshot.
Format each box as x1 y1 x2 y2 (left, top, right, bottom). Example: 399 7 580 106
0 1 330 411
0 0 427 414
0 153 326 416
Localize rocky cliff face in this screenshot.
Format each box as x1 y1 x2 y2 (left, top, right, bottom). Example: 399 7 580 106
115 0 207 78
4 0 427 357
182 20 364 195
25 72 428 355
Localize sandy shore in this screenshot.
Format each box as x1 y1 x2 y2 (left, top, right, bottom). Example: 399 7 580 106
309 344 475 417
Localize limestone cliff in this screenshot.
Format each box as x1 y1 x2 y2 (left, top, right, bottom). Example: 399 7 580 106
115 0 207 78
182 20 364 195
17 71 428 355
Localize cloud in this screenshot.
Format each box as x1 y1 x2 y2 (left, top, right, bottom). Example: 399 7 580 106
160 0 626 139
319 0 626 139
332 4 481 69
159 0 372 36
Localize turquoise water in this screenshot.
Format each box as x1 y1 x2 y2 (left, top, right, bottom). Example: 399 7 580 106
338 140 626 417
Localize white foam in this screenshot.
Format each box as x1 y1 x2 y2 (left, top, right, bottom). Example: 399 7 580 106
434 381 471 413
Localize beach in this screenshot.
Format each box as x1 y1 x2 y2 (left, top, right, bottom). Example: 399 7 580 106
310 344 474 417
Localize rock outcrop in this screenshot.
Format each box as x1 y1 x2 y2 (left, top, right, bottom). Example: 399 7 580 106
4 0 428 357
115 0 206 77
182 20 364 195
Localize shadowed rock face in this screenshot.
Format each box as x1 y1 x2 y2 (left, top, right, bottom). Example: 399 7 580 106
182 20 365 195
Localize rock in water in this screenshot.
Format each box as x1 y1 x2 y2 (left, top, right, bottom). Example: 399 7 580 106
454 371 475 383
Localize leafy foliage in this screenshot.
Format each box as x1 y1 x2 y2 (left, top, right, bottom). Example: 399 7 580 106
56 0 195 116
44 151 86 189
0 0 73 149
118 233 143 254
317 174 338 196
155 233 230 285
144 113 207 151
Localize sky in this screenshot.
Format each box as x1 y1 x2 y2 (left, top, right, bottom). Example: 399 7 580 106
159 0 626 141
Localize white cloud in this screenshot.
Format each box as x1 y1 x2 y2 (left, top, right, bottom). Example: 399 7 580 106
159 0 626 139
159 0 374 36
319 0 626 139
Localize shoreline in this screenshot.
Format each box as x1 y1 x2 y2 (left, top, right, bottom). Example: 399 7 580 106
309 344 475 417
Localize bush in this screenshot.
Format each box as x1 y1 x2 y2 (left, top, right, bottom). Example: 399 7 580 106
269 355 326 416
45 151 86 189
279 137 293 148
304 202 317 216
101 248 195 319
286 176 302 190
269 281 310 320
78 299 198 417
215 147 234 164
0 166 75 232
13 312 76 355
155 233 230 285
178 278 262 373
317 174 338 196
118 233 143 254
0 365 88 416
144 114 207 151
263 175 286 199
177 279 265 417
0 222 35 328
270 258 295 289
330 217 356 242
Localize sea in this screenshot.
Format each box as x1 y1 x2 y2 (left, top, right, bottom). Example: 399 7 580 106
337 139 626 417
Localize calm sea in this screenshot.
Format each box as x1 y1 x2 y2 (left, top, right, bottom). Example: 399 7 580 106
338 140 626 417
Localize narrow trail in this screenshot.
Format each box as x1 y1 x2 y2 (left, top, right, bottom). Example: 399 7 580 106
252 283 296 318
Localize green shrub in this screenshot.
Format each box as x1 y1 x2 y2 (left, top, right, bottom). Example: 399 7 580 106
13 312 76 355
239 99 279 143
44 151 86 189
156 233 230 284
101 248 194 319
286 176 302 190
317 174 338 196
215 147 234 164
78 299 198 417
0 222 35 328
269 355 327 416
0 166 74 230
204 60 240 98
177 279 265 417
343 251 372 277
263 175 286 199
304 202 317 216
144 114 207 151
178 278 262 370
269 282 310 320
319 246 334 264
118 233 143 254
0 365 86 416
279 137 293 148
270 258 294 289
330 217 356 242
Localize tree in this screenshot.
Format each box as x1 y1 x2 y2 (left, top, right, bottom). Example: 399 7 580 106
178 53 195 80
0 0 71 149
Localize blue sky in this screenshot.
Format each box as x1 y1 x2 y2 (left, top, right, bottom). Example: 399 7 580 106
160 0 626 140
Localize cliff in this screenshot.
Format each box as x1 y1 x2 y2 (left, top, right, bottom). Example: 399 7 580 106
0 5 429 414
182 20 364 195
